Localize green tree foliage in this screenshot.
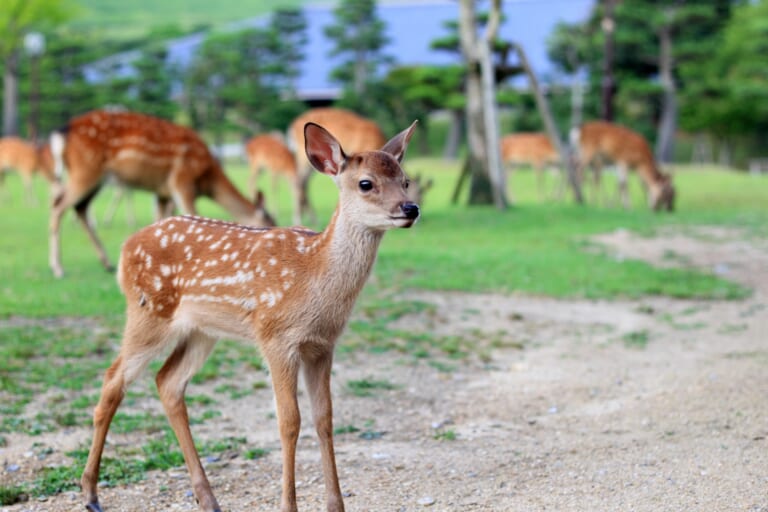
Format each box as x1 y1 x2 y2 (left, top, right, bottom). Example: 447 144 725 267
270 8 308 92
680 0 768 137
15 31 120 137
324 0 392 115
183 9 307 139
547 0 736 143
1 0 74 135
128 44 178 120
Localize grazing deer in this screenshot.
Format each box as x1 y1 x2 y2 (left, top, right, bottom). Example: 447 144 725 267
570 120 675 211
0 136 56 204
288 108 386 225
80 120 420 512
500 132 561 198
48 110 276 278
245 133 297 219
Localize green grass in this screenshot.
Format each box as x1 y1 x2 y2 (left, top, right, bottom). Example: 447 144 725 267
2 161 766 318
1 158 767 502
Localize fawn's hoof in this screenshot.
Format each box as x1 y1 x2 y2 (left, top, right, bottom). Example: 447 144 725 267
85 501 104 512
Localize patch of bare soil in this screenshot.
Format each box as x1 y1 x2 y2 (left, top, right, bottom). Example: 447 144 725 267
3 227 768 511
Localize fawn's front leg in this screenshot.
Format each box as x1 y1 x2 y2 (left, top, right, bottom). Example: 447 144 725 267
303 351 344 512
267 349 301 512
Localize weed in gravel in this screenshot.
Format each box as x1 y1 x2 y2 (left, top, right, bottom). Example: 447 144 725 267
346 378 398 397
622 330 650 349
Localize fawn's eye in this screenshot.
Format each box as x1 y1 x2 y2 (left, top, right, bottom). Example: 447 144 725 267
404 179 411 189
359 180 373 192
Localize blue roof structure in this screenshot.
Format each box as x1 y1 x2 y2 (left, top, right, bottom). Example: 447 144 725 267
87 0 594 100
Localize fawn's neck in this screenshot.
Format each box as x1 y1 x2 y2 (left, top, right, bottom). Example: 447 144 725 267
316 207 384 302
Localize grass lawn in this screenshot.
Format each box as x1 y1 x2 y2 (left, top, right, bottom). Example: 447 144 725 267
1 160 766 318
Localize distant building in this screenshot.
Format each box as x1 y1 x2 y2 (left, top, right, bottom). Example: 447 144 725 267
86 0 592 104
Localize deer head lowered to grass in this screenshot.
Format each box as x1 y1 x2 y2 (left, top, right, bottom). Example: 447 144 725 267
80 120 420 512
48 109 276 278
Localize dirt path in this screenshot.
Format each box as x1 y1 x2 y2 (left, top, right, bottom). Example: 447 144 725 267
3 227 767 511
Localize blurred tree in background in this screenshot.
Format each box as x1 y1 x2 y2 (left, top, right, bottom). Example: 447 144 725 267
1 0 72 136
183 8 307 145
324 0 393 118
547 0 751 164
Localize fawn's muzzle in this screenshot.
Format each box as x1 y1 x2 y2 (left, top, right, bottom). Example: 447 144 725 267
401 202 420 220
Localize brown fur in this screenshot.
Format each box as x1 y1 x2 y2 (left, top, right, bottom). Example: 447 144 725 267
288 108 387 225
573 121 675 211
244 133 298 213
0 136 56 204
500 132 561 197
80 120 420 512
48 110 276 278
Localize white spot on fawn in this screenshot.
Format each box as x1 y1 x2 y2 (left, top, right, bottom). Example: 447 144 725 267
160 236 168 248
161 265 171 277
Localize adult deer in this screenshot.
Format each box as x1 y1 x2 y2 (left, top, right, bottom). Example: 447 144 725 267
244 133 297 216
288 108 386 225
500 132 561 198
48 110 275 278
80 120 420 512
0 136 55 204
571 120 675 211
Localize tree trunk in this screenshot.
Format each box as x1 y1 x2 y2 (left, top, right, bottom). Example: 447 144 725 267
3 52 19 136
601 0 616 122
655 17 677 164
514 43 583 204
457 0 507 208
443 109 463 159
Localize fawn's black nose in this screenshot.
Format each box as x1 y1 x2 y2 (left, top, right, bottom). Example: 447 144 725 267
401 202 420 220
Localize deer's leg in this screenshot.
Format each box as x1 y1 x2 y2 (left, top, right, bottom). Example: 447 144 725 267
291 175 304 226
101 184 122 226
265 348 301 512
302 351 344 512
82 312 171 512
247 165 258 198
22 171 38 206
156 331 221 511
170 176 198 216
0 170 7 201
73 186 114 273
297 171 316 226
49 173 103 278
155 195 175 221
617 164 629 209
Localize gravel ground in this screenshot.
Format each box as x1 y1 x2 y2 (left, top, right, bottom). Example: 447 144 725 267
2 226 767 512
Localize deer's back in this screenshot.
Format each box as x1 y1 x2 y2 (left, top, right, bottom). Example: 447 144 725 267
501 133 557 166
290 108 386 165
0 137 38 172
65 111 215 192
246 135 297 176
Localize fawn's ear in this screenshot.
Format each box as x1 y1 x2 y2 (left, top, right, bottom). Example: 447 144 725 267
305 122 347 176
381 120 418 163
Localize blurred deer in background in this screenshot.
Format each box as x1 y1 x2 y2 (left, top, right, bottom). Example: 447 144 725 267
288 107 386 225
500 132 562 199
0 136 56 205
80 120 420 512
49 110 275 278
571 120 675 211
245 133 297 220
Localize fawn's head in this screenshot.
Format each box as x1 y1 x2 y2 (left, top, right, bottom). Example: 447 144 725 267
305 121 420 230
244 189 277 227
